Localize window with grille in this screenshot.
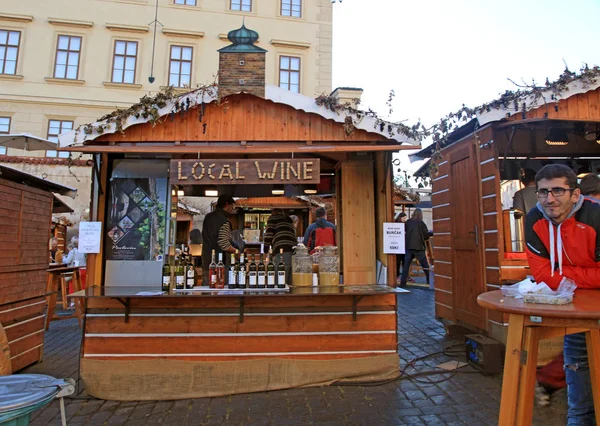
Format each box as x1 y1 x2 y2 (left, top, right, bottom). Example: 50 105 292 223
279 56 300 93
0 30 20 75
231 0 251 11
54 35 82 80
46 120 73 158
281 0 301 17
112 40 138 84
169 45 192 88
174 0 196 5
0 117 9 155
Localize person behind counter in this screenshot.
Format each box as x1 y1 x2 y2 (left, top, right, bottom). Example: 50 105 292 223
513 168 537 216
525 164 600 424
303 207 336 253
579 173 600 202
263 209 296 284
49 237 63 263
399 208 430 288
201 194 237 286
395 212 408 284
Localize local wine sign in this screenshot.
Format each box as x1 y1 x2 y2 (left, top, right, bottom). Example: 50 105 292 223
170 159 320 185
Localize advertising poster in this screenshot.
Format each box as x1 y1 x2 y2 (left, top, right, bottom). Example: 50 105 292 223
105 178 167 261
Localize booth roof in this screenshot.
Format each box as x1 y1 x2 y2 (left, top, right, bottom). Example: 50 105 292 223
58 85 420 148
0 164 77 198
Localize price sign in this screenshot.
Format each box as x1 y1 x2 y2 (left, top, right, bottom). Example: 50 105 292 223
79 222 102 254
383 222 405 254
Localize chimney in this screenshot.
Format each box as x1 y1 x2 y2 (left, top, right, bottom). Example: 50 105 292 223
330 87 363 108
218 23 267 98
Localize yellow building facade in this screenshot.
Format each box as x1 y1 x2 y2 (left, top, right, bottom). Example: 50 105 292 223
0 0 333 153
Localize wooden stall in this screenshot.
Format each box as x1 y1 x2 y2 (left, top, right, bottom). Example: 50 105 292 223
413 82 600 342
58 81 421 398
0 165 76 372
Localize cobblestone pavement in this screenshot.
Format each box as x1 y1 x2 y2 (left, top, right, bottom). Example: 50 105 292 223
23 287 568 425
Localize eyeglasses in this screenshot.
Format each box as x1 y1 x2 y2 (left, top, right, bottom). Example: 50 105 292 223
536 187 575 198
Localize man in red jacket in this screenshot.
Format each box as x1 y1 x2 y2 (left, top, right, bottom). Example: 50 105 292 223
525 164 600 425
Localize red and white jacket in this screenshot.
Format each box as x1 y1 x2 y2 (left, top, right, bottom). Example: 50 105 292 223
525 196 600 290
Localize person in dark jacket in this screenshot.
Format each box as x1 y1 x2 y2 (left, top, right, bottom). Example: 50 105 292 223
201 194 236 286
395 212 408 283
399 208 430 288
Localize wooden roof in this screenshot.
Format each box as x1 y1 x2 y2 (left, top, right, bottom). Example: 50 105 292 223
59 89 421 155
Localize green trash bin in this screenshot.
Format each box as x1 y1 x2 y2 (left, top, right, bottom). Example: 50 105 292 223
0 375 71 426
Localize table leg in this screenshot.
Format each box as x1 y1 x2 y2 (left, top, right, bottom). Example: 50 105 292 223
499 313 525 426
516 326 540 426
45 274 58 331
73 270 83 328
585 328 600 425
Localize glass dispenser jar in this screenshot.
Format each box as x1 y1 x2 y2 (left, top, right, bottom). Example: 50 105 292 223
292 244 313 287
319 246 339 286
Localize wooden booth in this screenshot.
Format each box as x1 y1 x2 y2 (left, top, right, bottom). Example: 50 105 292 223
59 26 421 398
412 81 600 342
0 165 76 372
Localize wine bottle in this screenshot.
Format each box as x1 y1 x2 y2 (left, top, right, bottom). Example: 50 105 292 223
238 251 247 289
217 253 225 289
257 253 266 289
277 248 286 288
185 259 196 290
162 261 171 292
267 250 275 289
228 252 237 289
175 256 185 290
248 254 257 288
209 249 217 288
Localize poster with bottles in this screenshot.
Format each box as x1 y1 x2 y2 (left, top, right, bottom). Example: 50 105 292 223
106 177 167 261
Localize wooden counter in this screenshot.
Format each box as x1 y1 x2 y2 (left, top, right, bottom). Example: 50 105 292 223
72 285 405 400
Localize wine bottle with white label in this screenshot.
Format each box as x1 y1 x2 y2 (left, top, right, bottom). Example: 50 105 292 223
257 253 266 289
248 254 257 288
277 249 286 288
162 262 171 292
228 252 237 289
175 256 185 290
238 251 246 289
267 250 275 289
209 250 217 289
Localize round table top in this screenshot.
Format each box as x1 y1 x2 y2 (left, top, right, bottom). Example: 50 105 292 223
478 290 600 319
0 374 62 413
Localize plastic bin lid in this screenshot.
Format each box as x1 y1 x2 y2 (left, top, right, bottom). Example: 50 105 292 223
0 374 63 413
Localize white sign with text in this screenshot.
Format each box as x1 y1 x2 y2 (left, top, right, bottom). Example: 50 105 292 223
78 222 102 254
383 222 405 254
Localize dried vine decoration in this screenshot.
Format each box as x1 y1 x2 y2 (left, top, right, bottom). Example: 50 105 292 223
74 78 222 142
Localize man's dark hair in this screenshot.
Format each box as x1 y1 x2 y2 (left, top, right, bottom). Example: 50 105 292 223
315 207 326 218
580 173 600 196
520 168 536 185
535 164 577 189
216 194 235 208
189 229 202 244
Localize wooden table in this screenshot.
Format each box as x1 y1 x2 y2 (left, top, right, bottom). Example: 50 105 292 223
477 290 600 425
45 266 83 330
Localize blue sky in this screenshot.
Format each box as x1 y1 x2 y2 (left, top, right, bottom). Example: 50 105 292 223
332 0 600 172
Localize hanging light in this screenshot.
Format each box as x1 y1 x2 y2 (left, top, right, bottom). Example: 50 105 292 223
177 189 184 197
303 185 318 194
272 184 285 195
577 164 592 178
204 186 218 197
545 128 569 146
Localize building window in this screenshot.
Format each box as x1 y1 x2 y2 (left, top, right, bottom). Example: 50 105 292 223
174 0 196 5
169 45 192 88
281 0 301 17
0 30 20 75
0 116 9 155
231 0 251 11
112 40 138 84
54 35 82 80
46 120 73 158
279 56 300 93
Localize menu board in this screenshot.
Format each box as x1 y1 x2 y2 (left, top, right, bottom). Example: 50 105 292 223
78 222 102 254
105 177 167 261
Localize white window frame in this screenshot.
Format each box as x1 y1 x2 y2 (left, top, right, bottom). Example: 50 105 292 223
46 119 73 158
278 55 301 93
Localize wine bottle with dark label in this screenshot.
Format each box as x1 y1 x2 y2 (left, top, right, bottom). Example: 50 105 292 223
185 262 195 289
248 254 257 288
257 253 266 289
228 252 237 289
277 248 286 288
267 250 275 288
162 261 171 292
209 249 217 289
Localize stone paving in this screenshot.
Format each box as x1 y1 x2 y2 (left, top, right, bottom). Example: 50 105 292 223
22 287 569 425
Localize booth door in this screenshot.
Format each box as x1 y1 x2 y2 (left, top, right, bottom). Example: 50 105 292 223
449 144 486 329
